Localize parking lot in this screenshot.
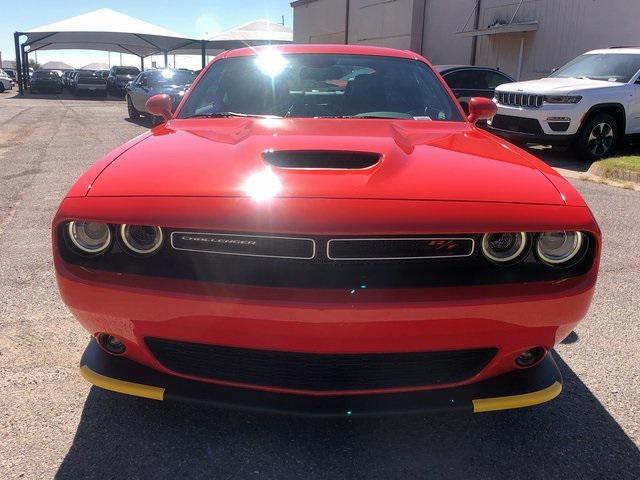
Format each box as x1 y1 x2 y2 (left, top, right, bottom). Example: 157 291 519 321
0 91 638 479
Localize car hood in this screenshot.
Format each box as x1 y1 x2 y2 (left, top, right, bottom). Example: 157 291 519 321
88 118 564 205
496 76 623 94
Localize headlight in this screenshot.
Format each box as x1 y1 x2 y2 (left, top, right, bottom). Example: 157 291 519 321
67 221 111 254
543 95 582 104
535 231 584 266
481 232 528 264
120 224 163 255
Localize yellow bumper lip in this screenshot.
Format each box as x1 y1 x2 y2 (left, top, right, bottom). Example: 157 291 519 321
80 364 561 413
472 381 562 413
80 365 165 401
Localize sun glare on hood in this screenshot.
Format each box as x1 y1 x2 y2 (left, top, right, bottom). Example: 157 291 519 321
243 168 282 201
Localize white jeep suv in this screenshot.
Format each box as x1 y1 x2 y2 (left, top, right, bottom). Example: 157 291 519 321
487 48 640 161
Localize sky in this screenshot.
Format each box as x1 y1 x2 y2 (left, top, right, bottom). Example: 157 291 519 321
1 0 293 69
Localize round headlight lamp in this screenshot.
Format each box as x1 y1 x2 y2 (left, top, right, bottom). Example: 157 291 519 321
536 231 584 266
67 221 111 254
481 232 528 264
120 224 163 255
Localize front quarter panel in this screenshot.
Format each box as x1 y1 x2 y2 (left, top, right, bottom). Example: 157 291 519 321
63 132 151 198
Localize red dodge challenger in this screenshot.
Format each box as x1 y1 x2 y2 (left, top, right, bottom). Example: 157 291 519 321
53 44 600 415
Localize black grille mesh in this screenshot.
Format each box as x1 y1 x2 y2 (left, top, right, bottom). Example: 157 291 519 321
145 337 497 391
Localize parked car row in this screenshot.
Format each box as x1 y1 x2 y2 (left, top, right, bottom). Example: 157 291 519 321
0 69 13 92
125 68 196 121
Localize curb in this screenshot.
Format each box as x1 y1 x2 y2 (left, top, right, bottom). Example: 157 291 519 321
588 163 640 183
553 166 640 191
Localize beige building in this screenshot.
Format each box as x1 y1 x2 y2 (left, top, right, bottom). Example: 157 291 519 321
291 0 639 80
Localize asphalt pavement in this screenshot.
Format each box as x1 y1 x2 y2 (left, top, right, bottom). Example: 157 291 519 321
0 91 638 479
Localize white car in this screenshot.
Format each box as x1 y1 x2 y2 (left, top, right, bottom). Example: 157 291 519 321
487 47 640 161
0 69 13 92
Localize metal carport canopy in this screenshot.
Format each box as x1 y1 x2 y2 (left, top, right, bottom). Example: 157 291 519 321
14 8 199 94
169 19 293 56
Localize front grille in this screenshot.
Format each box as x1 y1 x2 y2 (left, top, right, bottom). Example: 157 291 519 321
496 91 543 108
58 227 596 289
145 337 497 391
171 232 315 259
490 114 544 135
327 237 474 260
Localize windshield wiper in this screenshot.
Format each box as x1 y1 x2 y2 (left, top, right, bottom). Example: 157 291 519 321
183 112 282 119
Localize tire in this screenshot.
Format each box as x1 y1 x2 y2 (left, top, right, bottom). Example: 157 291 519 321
573 113 619 162
0 83 5 93
127 95 140 119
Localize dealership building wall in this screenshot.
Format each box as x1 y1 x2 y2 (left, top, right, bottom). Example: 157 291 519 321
292 0 640 80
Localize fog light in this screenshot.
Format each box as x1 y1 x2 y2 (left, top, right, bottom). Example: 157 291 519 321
515 347 545 368
98 333 126 355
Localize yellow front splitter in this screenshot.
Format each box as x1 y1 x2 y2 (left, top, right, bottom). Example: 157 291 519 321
79 339 563 416
472 381 562 413
80 365 165 401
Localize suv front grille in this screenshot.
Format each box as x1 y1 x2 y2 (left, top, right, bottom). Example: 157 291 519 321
490 114 544 135
496 91 543 108
145 337 498 391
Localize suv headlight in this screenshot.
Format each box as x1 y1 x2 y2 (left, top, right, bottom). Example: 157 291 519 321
543 95 582 104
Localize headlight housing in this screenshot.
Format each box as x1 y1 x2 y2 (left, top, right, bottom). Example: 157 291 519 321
67 221 112 254
543 95 582 104
120 224 164 255
481 232 528 264
535 231 584 266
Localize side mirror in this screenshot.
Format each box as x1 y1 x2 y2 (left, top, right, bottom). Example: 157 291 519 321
146 94 172 122
467 97 497 124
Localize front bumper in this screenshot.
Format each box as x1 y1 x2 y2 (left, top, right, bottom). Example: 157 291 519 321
487 102 584 144
81 339 562 416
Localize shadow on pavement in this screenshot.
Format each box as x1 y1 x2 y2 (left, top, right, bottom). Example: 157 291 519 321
124 117 157 128
55 354 639 480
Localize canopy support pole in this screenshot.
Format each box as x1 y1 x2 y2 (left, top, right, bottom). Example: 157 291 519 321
140 55 144 71
163 50 168 68
201 40 206 68
14 32 23 95
22 46 29 89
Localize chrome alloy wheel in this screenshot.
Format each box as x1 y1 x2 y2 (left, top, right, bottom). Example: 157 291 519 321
587 122 614 156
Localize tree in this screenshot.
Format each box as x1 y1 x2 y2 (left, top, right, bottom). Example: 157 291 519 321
28 58 40 70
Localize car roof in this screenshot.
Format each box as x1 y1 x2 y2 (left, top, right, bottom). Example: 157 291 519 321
224 44 421 60
586 48 640 54
434 65 509 74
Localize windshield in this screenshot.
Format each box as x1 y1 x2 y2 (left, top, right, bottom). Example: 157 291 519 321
114 67 140 76
147 70 195 87
77 71 97 77
33 71 60 79
551 53 640 82
178 53 461 121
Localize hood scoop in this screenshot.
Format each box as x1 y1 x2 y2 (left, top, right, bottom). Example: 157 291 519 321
262 150 380 170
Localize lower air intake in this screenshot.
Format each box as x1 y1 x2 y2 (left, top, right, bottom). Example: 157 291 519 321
145 337 497 391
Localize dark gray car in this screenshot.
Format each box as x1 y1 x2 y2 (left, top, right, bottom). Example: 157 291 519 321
125 69 196 120
107 66 141 95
